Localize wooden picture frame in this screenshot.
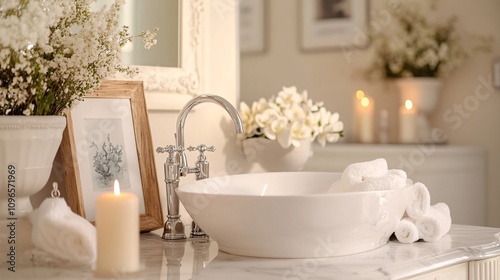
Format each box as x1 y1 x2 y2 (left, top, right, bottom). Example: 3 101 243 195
300 0 369 51
61 80 163 232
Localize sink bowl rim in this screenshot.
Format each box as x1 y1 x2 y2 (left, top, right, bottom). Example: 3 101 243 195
177 171 408 198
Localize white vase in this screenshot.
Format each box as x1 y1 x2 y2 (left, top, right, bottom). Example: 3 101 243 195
394 77 442 115
395 78 442 142
0 116 66 219
0 116 66 265
242 138 313 172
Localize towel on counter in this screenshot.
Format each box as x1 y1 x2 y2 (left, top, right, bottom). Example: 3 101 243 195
352 169 407 192
341 158 388 186
394 217 419 244
329 159 408 193
29 197 96 265
405 182 431 220
416 202 452 242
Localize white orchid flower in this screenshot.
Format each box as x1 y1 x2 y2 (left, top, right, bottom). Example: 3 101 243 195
264 116 288 141
290 121 312 146
276 126 293 148
316 112 344 147
239 86 343 148
252 97 269 113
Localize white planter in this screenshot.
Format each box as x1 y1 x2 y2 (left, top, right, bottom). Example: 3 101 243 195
0 116 66 218
242 138 313 172
394 77 442 114
394 78 443 142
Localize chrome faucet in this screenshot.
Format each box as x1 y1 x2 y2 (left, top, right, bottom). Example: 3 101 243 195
157 94 243 240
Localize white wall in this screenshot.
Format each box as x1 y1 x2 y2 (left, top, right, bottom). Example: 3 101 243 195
240 0 500 227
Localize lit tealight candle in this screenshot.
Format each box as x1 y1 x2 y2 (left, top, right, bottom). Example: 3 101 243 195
96 180 139 276
399 99 417 143
358 95 375 143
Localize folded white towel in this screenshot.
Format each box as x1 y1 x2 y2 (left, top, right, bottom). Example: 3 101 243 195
394 217 419 244
341 158 388 186
352 169 407 192
405 182 431 220
29 198 96 265
416 202 452 242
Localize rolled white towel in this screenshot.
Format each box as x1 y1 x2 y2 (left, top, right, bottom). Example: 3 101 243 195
29 198 96 265
416 202 452 242
352 169 407 192
395 217 419 244
406 182 431 220
341 158 388 186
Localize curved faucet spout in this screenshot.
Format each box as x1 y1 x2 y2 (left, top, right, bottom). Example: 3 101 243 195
161 94 243 240
176 94 244 168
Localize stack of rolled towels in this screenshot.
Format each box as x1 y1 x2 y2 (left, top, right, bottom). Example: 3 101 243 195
330 158 408 192
332 158 452 244
395 183 452 244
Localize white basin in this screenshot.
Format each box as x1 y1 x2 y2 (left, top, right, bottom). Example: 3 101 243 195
176 172 409 258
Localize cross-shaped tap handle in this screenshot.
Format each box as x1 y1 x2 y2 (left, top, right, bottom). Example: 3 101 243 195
156 145 180 158
187 144 215 157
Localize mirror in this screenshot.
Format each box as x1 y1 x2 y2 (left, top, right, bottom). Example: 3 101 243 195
119 0 179 67
101 0 203 110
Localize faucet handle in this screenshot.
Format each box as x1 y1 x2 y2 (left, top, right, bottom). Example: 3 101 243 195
187 144 215 155
187 145 215 160
156 145 178 158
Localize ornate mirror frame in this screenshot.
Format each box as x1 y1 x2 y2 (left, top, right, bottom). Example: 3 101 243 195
116 0 202 111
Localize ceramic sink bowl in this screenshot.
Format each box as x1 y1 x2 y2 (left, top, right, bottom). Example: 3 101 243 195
176 172 409 258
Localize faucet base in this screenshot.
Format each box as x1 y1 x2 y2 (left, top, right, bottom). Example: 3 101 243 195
190 221 209 239
162 216 186 240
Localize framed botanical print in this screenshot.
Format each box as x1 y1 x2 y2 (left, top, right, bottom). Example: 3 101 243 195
61 80 163 232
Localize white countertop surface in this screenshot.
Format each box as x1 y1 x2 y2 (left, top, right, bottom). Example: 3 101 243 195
2 224 499 279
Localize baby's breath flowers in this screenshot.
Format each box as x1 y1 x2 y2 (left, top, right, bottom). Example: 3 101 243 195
371 2 490 79
0 0 158 116
239 86 344 149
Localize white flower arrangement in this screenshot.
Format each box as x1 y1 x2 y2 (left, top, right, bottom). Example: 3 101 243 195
239 86 344 149
0 0 158 116
371 2 490 78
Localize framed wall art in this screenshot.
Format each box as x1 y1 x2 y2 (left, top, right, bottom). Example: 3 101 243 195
300 0 369 51
60 80 163 232
493 58 500 89
239 0 266 54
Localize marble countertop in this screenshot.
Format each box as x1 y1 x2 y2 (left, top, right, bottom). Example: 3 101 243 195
2 224 500 280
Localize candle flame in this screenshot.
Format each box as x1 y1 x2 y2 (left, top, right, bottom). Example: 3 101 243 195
405 99 413 110
356 90 365 100
113 180 120 196
360 97 370 107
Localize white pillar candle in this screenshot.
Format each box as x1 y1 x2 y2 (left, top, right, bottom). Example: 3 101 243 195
399 99 417 143
358 96 374 143
353 90 365 141
96 180 139 276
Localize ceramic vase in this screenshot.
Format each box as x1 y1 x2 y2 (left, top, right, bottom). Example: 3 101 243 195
395 78 442 141
242 138 313 172
395 78 442 114
0 116 66 219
